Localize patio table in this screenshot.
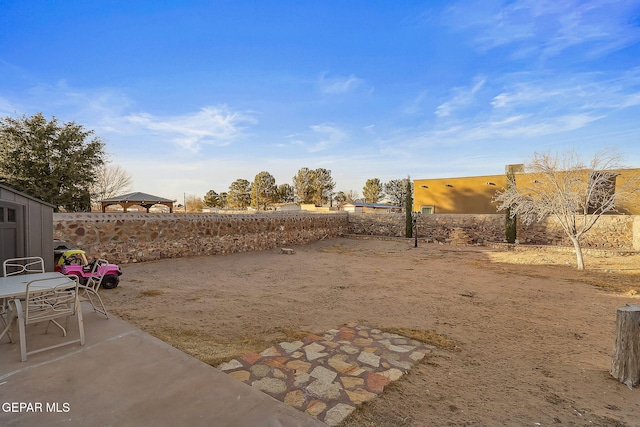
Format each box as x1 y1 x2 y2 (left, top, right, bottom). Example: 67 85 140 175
0 272 76 342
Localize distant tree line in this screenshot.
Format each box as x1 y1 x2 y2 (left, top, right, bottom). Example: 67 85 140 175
201 172 413 211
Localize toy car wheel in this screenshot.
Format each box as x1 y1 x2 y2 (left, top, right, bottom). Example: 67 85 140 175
101 274 120 289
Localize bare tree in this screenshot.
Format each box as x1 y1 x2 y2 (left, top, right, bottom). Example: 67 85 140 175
494 149 640 270
385 178 411 207
344 190 360 202
185 194 204 213
91 164 132 209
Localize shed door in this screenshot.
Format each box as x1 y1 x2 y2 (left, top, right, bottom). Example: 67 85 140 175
0 202 24 264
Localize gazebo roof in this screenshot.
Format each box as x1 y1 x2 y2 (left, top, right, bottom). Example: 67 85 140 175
99 192 175 213
99 192 174 203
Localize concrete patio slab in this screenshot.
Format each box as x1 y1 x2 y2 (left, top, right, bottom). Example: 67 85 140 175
0 303 325 426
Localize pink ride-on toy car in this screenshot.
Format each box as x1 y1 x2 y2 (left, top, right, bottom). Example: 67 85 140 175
56 249 123 289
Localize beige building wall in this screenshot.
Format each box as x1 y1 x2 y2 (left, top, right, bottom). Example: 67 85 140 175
413 174 508 214
414 168 640 215
615 169 640 214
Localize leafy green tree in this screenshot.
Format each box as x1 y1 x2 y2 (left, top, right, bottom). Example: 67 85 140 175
227 179 251 209
203 190 221 208
292 167 335 206
0 113 106 211
333 191 347 205
313 168 335 206
362 178 384 203
385 178 411 207
218 192 229 208
251 171 277 210
277 183 295 204
293 167 316 204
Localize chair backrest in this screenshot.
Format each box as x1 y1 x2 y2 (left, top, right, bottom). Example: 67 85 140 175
25 276 79 326
3 257 45 277
86 259 109 292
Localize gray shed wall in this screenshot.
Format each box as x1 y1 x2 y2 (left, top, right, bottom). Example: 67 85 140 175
0 185 54 273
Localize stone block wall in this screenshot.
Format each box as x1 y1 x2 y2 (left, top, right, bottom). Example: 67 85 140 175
54 212 349 264
517 215 636 249
53 212 638 265
347 213 408 238
347 213 638 250
348 213 505 244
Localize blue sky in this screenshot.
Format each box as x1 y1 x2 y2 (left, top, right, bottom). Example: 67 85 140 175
1 0 640 201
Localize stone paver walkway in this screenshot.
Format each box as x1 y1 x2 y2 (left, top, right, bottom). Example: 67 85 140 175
218 325 434 426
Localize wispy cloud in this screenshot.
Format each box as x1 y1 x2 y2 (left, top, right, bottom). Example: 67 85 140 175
309 123 347 152
0 96 16 116
289 123 347 152
24 80 132 123
0 81 256 153
402 90 429 115
124 106 257 152
393 66 640 151
443 0 640 59
317 73 366 95
491 68 640 111
435 112 603 142
435 77 486 118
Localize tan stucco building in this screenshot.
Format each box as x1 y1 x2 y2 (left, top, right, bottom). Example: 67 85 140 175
414 167 640 215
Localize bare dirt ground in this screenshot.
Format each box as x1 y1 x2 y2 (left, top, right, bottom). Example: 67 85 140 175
102 237 640 426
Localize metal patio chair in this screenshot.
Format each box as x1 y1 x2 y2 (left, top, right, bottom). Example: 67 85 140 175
2 257 45 276
78 258 110 318
1 257 46 342
13 275 85 362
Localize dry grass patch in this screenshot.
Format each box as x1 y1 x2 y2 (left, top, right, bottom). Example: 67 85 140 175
341 327 459 427
141 325 311 367
139 289 164 297
481 249 640 295
382 327 460 351
318 243 360 255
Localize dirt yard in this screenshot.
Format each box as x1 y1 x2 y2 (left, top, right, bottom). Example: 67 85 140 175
102 237 640 426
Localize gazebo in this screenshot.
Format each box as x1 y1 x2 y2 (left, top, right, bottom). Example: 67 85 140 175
99 192 175 213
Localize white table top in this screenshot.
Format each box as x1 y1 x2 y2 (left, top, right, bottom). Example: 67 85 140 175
0 272 75 299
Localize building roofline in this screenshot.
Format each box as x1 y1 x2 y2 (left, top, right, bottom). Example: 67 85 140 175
0 183 57 208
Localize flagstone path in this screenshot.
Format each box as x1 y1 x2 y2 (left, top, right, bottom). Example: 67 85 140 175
218 325 434 426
